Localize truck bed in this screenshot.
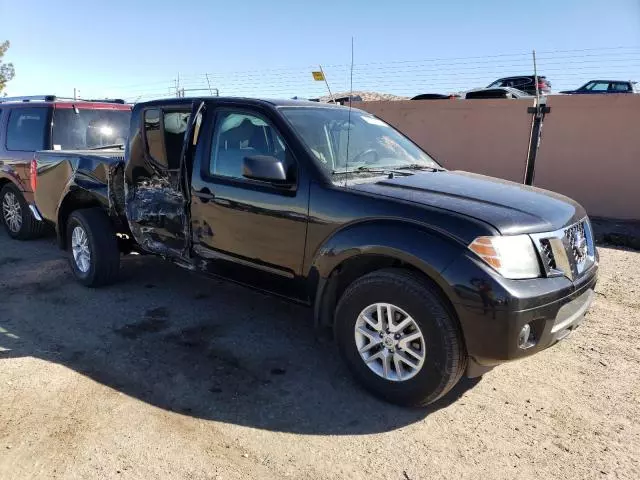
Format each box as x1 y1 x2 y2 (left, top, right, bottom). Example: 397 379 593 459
34 149 126 225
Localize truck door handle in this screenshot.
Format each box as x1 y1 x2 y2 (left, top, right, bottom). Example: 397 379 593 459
194 188 214 203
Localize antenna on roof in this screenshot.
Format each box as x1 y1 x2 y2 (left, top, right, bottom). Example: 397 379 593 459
205 73 214 96
344 36 354 186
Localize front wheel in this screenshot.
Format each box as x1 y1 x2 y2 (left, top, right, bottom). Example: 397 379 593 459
335 268 467 407
66 208 120 287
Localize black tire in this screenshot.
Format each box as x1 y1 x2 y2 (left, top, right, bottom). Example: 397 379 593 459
66 208 120 287
1 184 45 240
335 268 467 407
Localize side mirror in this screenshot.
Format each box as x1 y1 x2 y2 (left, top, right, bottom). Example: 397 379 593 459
242 155 288 183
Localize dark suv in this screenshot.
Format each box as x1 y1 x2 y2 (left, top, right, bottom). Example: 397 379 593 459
0 95 131 239
486 76 551 95
560 80 639 94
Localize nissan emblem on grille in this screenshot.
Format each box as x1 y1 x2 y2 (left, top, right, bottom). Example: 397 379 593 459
567 223 588 264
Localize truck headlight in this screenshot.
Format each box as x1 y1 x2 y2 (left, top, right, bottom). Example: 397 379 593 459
469 235 541 279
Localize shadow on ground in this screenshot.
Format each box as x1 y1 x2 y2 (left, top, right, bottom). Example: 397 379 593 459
0 232 480 435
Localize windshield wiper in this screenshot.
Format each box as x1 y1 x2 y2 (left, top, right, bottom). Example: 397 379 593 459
332 166 386 175
392 164 445 172
332 164 444 175
87 143 125 150
333 165 419 175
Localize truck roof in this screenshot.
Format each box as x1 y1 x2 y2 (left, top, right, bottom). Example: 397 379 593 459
136 97 349 109
586 79 636 84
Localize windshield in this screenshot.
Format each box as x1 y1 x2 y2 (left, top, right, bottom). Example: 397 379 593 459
280 107 441 175
51 108 131 150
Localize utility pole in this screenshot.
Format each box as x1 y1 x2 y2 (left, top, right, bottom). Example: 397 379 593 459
523 49 550 186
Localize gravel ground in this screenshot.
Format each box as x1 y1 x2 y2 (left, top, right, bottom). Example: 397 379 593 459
0 230 639 480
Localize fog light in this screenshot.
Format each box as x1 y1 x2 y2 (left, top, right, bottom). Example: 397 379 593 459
518 324 533 349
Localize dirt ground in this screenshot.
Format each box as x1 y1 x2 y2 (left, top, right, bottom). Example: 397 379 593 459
0 230 638 480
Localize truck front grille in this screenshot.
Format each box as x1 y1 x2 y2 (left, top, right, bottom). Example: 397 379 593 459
539 239 556 270
531 218 595 280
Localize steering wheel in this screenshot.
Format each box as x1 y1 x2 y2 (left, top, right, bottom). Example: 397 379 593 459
350 148 379 165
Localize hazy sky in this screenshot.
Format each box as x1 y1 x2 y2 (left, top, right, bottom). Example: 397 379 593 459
2 0 640 100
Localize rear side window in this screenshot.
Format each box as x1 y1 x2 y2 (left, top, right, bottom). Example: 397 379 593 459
512 77 532 88
612 82 631 92
144 109 166 166
143 108 190 170
6 107 47 151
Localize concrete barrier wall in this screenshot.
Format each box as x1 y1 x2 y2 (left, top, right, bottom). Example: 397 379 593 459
356 97 639 221
355 99 534 183
533 95 640 220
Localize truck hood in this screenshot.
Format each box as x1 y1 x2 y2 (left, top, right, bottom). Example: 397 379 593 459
349 171 586 235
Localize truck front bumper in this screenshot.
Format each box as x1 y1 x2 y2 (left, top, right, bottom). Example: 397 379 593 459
442 253 598 377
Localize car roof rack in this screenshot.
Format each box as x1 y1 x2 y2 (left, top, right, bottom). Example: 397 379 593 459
80 98 126 104
0 95 126 104
0 95 58 103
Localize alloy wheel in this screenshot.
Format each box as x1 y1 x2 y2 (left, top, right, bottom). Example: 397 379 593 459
354 303 426 382
2 191 22 233
71 226 91 273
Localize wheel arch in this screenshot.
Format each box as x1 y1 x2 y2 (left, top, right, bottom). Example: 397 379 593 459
57 189 106 249
309 220 465 331
0 170 27 193
0 177 12 195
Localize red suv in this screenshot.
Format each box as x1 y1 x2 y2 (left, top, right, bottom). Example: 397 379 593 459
0 95 131 239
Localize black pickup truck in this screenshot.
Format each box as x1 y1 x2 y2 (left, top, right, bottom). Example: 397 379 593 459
33 97 598 406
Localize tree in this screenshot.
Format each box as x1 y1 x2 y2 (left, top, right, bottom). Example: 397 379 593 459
0 41 15 95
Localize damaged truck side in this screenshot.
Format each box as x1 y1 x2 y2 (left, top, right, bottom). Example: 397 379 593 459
33 98 598 407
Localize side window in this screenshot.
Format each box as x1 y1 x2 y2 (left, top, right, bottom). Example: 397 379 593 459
143 108 190 170
612 82 630 92
209 111 291 180
590 82 609 92
6 107 47 151
509 78 523 88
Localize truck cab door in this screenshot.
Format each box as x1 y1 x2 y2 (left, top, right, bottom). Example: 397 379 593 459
125 101 202 261
189 105 310 300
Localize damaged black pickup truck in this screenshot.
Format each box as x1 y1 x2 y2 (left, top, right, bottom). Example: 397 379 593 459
33 97 598 406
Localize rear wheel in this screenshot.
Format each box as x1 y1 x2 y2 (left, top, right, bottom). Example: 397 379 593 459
66 208 120 287
1 184 45 240
335 268 467 407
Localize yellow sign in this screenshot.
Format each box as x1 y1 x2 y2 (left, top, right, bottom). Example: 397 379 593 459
312 71 325 81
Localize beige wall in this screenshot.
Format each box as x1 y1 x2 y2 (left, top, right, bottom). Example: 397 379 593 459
355 99 534 183
356 97 639 221
533 95 640 220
